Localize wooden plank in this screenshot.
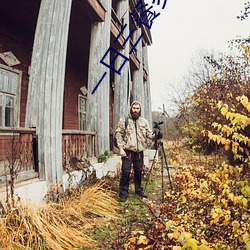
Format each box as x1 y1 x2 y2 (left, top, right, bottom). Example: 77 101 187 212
62 130 96 135
0 127 35 133
75 0 106 22
130 50 140 70
141 23 153 46
110 20 125 49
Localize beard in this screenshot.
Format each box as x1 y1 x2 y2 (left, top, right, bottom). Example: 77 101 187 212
131 112 140 120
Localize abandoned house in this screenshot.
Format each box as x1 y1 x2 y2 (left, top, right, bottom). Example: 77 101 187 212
0 0 153 196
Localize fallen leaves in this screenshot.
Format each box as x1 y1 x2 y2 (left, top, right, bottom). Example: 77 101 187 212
125 145 250 249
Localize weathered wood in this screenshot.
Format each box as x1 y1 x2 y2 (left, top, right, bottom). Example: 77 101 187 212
129 41 140 70
76 0 106 22
25 0 72 183
87 0 111 155
0 131 35 175
0 127 35 133
132 28 144 114
141 23 153 46
62 131 96 168
110 20 125 49
142 46 153 126
113 0 131 134
62 130 96 135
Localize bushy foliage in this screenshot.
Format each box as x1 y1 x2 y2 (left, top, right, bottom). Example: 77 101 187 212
207 95 250 165
176 43 250 154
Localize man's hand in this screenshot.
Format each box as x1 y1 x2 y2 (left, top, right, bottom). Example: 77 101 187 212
120 148 126 157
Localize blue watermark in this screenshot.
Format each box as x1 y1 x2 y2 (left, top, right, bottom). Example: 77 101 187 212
91 0 167 95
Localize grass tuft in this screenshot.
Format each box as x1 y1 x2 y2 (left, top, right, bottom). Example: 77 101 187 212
0 180 121 249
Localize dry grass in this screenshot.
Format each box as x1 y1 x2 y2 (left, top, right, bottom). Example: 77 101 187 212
0 180 121 249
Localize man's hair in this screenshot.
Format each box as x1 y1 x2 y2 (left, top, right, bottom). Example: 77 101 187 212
132 102 140 106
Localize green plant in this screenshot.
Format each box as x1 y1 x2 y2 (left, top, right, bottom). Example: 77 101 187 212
97 150 112 163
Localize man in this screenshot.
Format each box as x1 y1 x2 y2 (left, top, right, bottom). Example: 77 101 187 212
115 101 159 202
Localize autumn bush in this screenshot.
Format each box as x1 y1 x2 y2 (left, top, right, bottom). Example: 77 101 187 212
176 43 250 155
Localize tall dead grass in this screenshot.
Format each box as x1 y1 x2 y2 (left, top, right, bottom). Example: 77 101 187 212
0 180 120 249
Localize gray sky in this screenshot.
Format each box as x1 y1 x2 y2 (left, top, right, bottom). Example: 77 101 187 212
146 0 250 111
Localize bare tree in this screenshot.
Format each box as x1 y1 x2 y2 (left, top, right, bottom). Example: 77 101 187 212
4 129 21 209
237 1 250 20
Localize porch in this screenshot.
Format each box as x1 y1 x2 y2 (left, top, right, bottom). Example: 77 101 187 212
0 128 97 188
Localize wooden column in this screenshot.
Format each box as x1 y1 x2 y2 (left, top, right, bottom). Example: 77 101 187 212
142 45 153 126
132 28 144 115
87 0 111 155
25 0 72 183
113 0 131 131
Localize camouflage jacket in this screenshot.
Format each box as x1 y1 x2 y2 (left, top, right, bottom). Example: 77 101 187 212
115 115 155 152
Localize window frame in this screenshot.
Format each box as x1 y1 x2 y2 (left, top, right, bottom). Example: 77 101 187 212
0 64 22 129
78 95 87 131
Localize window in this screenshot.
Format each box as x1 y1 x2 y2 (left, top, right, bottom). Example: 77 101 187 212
0 66 20 127
78 96 87 131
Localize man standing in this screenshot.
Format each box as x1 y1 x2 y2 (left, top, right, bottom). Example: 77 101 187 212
115 101 157 202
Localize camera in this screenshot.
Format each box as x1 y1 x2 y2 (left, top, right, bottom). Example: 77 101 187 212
153 121 163 141
153 121 163 130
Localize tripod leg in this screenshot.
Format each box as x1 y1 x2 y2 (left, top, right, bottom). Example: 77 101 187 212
144 147 158 192
161 143 173 190
159 146 165 204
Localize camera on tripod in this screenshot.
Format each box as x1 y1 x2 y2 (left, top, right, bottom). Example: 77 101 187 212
153 121 163 140
145 119 173 199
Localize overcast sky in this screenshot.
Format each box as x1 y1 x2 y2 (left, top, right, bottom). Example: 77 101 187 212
145 0 250 112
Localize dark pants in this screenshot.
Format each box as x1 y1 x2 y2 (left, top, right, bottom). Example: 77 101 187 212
119 150 144 198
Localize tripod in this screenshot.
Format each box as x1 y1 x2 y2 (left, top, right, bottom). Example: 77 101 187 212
144 131 173 203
